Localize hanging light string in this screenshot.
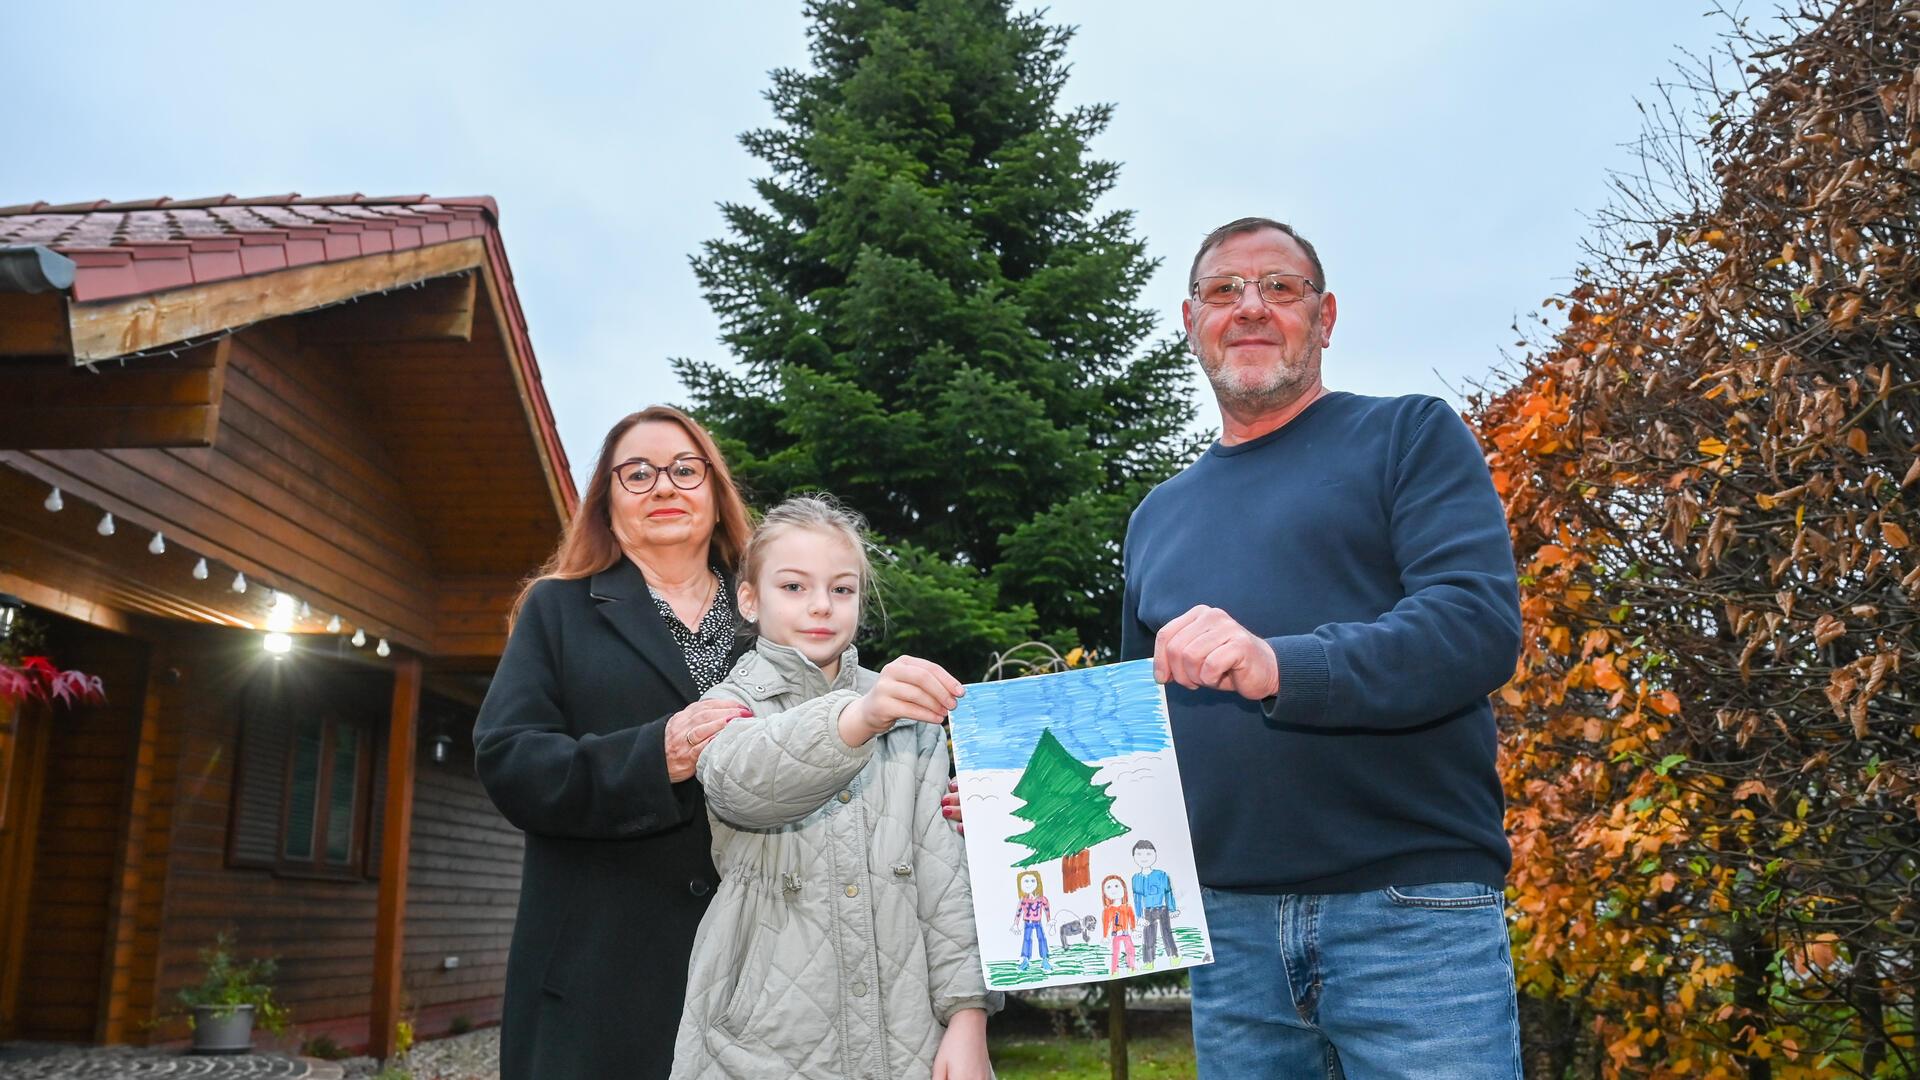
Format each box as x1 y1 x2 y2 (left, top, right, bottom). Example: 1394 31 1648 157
20 467 390 655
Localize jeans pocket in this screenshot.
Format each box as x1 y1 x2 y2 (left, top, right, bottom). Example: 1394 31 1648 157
1383 881 1503 910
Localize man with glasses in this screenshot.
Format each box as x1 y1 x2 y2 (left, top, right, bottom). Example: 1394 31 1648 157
1121 217 1524 1077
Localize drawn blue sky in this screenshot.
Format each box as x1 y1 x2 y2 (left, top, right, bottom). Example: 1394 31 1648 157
952 659 1170 772
6 3 1746 487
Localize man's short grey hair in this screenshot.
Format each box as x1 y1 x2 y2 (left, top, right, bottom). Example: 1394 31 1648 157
1187 217 1326 293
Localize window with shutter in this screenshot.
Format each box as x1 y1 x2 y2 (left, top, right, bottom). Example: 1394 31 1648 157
227 660 385 880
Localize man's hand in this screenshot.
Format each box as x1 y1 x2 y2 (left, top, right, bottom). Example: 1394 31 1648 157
1153 604 1280 701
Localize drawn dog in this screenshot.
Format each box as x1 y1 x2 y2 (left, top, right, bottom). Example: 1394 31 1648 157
1057 912 1099 951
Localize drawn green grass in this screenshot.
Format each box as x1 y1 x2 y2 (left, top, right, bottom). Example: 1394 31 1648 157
987 928 1207 989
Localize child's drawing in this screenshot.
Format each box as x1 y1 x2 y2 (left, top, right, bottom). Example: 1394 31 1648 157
948 658 1213 991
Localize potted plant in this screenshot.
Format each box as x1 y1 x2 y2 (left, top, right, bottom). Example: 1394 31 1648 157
176 932 289 1054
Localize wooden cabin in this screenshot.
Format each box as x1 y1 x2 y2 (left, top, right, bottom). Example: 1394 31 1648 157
0 194 576 1055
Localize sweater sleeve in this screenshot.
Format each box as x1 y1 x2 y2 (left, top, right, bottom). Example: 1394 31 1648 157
472 583 693 839
911 728 1000 1023
695 689 871 830
1263 401 1522 730
1120 518 1154 663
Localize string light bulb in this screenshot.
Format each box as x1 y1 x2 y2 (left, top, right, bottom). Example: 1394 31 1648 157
326 615 342 634
44 487 63 512
232 572 247 594
351 628 366 647
299 600 311 619
148 532 166 555
193 558 209 580
375 638 390 658
97 513 115 536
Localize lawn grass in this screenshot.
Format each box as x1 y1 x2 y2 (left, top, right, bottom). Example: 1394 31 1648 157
988 999 1196 1079
989 1033 1197 1079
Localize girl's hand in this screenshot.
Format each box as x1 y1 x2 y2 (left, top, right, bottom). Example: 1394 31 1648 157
838 656 963 747
665 699 751 781
942 778 964 834
932 1009 990 1080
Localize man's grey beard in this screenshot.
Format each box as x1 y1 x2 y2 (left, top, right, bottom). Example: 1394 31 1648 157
1203 355 1319 415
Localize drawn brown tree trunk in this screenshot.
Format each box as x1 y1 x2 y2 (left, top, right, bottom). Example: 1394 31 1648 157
1061 849 1091 893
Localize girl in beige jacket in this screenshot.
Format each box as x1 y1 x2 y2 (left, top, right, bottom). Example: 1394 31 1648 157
670 496 996 1080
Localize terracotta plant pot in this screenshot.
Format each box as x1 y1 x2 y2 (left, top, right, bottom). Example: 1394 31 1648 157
189 1003 255 1055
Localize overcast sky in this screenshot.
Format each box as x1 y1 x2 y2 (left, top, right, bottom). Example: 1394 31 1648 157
7 2 1745 484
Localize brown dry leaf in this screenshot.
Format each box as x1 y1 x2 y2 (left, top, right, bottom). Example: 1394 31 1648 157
1813 613 1847 647
1847 428 1869 455
1885 521 1912 549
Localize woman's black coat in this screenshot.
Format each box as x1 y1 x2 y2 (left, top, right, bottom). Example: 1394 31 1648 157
474 557 748 1080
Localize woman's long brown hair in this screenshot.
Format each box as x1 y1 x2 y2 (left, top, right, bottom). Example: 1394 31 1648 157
510 405 753 626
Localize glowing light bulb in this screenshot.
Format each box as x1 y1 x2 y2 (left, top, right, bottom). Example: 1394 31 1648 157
232 572 247 594
97 513 115 536
44 487 63 512
149 532 166 555
193 558 209 580
375 638 391 658
351 628 366 647
263 632 292 655
326 615 342 634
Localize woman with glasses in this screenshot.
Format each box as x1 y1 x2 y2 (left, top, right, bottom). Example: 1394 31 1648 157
476 405 757 1080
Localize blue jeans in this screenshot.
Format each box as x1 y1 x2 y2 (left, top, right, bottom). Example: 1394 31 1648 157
1019 920 1049 962
1190 883 1521 1079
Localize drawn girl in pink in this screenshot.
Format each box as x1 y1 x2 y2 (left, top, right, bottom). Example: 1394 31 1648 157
1009 870 1055 973
1101 874 1137 974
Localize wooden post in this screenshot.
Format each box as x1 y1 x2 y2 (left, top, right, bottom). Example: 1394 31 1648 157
370 655 421 1059
1108 983 1128 1080
96 655 165 1043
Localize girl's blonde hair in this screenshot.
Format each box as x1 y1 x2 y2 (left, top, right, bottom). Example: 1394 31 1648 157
1016 871 1045 899
738 494 882 625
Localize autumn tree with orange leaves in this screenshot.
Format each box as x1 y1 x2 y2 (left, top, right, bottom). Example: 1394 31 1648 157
1466 2 1919 1076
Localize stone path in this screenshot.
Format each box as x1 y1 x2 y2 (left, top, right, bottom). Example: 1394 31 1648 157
0 1028 504 1080
0 1044 342 1079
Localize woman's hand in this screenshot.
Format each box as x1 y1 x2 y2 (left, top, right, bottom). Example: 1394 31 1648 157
942 778 964 835
838 656 963 747
931 1009 991 1080
665 699 751 782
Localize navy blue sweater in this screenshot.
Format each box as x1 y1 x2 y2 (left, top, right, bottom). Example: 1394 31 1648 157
1121 392 1521 894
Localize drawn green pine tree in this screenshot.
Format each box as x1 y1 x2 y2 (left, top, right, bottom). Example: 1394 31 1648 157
1007 728 1127 893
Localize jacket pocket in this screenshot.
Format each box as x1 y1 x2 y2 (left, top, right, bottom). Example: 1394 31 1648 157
716 922 774 1037
537 890 583 998
1382 882 1502 910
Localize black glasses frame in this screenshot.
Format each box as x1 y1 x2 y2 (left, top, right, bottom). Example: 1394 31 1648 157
612 456 713 496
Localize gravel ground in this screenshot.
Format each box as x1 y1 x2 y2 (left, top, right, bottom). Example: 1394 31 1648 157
337 1029 498 1080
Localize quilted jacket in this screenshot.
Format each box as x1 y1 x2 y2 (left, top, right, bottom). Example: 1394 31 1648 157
669 639 997 1079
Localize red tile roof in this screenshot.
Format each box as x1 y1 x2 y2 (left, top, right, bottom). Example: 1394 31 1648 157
0 194 495 303
0 193 575 509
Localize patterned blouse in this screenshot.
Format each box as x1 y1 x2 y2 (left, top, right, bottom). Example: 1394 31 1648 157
647 568 740 695
1016 896 1051 924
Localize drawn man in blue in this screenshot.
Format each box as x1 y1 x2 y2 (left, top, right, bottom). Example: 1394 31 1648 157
1129 840 1180 968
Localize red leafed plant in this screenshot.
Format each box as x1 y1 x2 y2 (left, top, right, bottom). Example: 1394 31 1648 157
0 622 106 707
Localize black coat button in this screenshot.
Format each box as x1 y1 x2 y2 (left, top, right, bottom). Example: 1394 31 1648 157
689 879 711 897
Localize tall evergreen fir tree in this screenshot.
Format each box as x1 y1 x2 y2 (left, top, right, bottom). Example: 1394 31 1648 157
674 0 1203 675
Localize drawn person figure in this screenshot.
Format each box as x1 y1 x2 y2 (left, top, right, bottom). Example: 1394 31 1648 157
671 496 994 1079
1100 875 1137 974
1125 217 1525 1075
1129 841 1180 968
1010 870 1055 973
